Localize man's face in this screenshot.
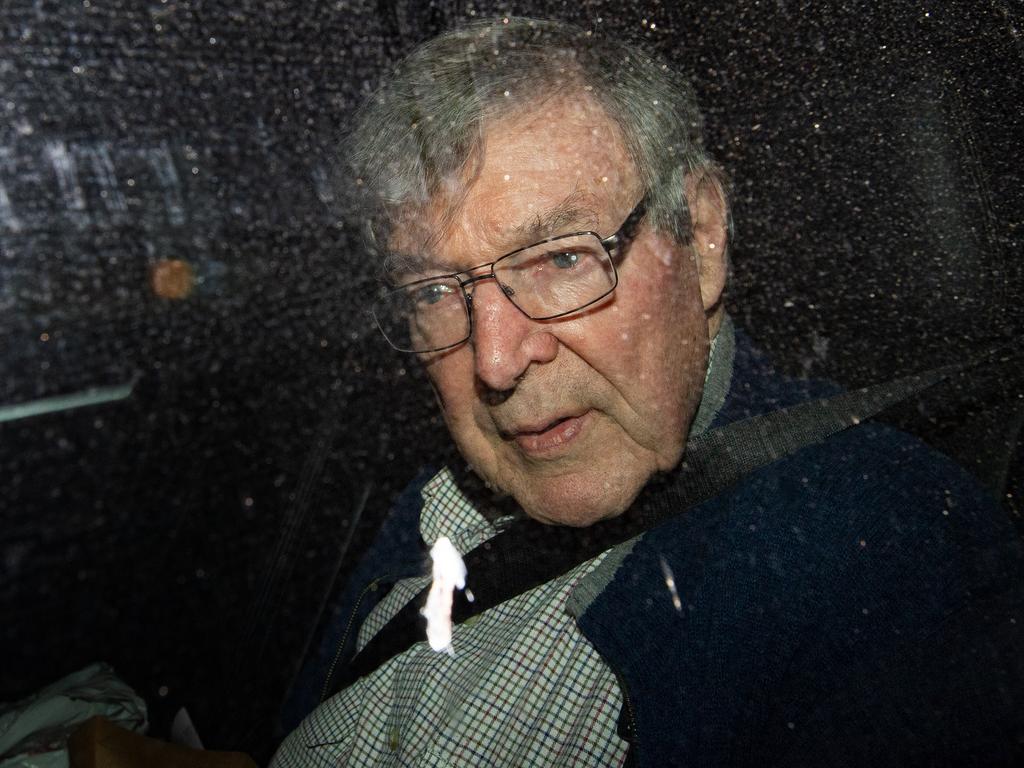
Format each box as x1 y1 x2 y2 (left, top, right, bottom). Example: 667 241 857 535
391 95 720 526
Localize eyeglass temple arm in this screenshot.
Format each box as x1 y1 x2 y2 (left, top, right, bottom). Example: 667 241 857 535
601 199 648 252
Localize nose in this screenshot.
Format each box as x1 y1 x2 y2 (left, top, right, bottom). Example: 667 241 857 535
468 279 558 393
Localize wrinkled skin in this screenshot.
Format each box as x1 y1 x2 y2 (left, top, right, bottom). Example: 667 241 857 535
391 94 728 526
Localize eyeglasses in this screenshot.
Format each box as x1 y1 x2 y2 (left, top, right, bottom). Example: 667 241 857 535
372 198 647 353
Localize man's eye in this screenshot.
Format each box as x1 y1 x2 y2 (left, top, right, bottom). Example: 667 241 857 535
413 282 456 307
549 251 581 269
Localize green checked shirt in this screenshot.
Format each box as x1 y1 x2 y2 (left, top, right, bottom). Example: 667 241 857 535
272 318 735 768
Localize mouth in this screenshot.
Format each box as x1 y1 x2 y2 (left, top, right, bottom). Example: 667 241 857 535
506 410 592 457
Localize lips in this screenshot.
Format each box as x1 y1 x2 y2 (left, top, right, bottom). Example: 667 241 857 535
507 411 591 456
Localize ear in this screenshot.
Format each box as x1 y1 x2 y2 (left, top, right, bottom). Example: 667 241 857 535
684 171 729 321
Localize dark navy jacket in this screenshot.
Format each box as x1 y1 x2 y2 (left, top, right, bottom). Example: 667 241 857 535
281 331 1024 765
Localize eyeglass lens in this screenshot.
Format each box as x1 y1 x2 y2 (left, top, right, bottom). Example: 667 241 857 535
374 233 616 352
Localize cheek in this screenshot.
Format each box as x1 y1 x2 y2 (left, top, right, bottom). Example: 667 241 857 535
615 258 708 433
617 256 702 363
424 351 493 449
424 352 471 416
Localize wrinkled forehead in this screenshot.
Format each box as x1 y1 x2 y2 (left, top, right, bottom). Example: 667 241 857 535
382 93 639 278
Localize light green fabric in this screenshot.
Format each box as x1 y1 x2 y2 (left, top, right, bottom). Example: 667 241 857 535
0 663 147 768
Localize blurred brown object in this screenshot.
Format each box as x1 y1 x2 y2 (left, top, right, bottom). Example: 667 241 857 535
68 717 257 768
150 259 195 299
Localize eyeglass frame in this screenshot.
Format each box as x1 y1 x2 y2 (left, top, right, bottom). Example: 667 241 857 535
373 197 648 353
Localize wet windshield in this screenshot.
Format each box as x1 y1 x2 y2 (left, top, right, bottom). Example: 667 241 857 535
1 1 1020 764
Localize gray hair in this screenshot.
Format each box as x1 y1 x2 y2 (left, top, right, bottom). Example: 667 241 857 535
345 17 729 265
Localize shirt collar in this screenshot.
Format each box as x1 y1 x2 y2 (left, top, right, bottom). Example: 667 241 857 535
419 466 501 551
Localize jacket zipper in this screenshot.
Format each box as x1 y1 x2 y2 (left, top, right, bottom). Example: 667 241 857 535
614 667 639 767
320 575 390 702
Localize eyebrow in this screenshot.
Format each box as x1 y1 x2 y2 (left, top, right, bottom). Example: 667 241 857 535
383 252 432 282
508 190 600 247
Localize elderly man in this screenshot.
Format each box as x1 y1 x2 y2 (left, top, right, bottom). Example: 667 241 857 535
274 17 1023 768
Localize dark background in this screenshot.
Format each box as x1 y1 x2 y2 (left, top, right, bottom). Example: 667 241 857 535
1 0 1021 762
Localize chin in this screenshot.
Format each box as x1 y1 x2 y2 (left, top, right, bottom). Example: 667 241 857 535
528 506 623 528
518 472 648 528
